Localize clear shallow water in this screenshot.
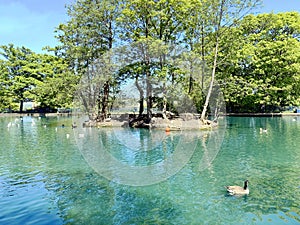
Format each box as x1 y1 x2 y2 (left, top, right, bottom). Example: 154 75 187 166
0 115 299 224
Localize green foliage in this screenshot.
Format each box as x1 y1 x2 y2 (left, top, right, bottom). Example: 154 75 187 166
33 65 79 109
0 44 43 111
0 61 16 111
219 12 300 112
2 1 299 115
118 0 192 43
0 44 77 112
54 0 119 75
56 0 264 116
53 0 120 120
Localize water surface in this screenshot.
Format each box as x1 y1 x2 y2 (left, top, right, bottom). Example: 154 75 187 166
0 115 299 224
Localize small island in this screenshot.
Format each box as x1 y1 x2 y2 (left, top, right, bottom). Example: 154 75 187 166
83 112 218 130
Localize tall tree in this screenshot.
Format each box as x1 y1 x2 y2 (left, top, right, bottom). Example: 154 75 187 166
0 44 75 112
118 0 190 43
32 57 79 109
0 61 13 111
197 0 262 121
0 44 46 112
118 0 192 120
55 0 121 120
219 12 300 112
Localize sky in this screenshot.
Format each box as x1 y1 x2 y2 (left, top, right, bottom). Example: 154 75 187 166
1 0 300 54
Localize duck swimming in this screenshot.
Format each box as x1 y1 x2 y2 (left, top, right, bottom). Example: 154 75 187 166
225 180 249 195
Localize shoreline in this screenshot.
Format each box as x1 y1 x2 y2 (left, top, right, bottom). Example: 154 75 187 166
0 112 72 117
1 112 300 118
224 112 300 117
2 112 299 131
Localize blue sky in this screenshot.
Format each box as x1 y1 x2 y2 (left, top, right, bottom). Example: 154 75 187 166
1 0 299 54
0 0 71 53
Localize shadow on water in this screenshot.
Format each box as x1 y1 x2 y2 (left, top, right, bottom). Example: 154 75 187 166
47 171 182 225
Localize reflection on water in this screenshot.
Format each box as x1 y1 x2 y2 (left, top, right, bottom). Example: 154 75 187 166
0 116 299 224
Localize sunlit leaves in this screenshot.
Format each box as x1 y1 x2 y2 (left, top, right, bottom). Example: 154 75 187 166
54 0 120 74
0 44 76 111
220 12 300 112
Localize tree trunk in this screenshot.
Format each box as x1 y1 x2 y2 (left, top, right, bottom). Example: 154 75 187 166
96 89 102 121
101 81 110 120
200 0 225 123
188 71 193 95
200 39 219 122
201 23 205 90
145 14 152 122
19 100 23 113
135 77 144 116
162 82 167 119
81 92 92 119
95 17 113 122
146 68 152 121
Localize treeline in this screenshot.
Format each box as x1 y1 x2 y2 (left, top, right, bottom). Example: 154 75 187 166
220 12 300 112
0 0 299 116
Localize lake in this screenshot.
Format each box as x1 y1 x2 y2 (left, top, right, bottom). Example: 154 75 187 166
0 115 299 224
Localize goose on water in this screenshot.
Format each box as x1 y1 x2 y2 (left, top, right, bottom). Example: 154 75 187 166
225 180 249 195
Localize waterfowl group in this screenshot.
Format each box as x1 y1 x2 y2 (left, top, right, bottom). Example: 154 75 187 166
225 180 249 195
6 119 87 140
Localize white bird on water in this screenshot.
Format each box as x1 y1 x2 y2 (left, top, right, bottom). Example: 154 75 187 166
259 128 267 134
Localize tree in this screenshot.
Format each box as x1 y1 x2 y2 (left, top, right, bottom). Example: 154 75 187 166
0 44 76 112
32 58 79 109
115 40 186 119
118 0 191 43
0 44 46 112
118 0 262 121
194 0 262 121
0 61 14 111
118 0 193 120
74 50 120 120
53 0 267 120
54 0 121 120
219 12 300 112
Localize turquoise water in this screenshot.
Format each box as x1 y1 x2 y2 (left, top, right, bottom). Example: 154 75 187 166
0 115 299 224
